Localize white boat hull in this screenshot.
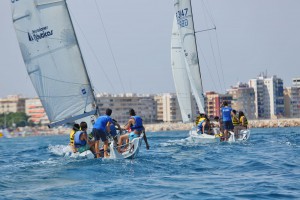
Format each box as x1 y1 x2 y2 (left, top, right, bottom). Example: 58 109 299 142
189 128 220 143
108 132 144 159
189 127 250 143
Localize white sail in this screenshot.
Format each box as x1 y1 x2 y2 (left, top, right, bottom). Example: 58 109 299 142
174 0 205 113
11 0 97 127
171 16 193 122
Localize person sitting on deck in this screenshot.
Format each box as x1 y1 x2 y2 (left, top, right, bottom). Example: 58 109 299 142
197 114 212 135
118 108 149 153
232 110 241 137
239 111 248 129
73 121 96 154
69 123 80 153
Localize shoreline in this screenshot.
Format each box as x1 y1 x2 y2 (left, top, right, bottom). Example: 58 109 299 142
144 118 300 132
1 118 300 137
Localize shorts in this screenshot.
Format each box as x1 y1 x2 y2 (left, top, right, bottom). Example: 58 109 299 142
92 128 107 142
129 132 140 141
78 145 90 153
223 121 233 130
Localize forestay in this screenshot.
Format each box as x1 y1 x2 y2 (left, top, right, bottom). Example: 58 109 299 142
171 16 193 122
11 0 97 127
174 0 205 113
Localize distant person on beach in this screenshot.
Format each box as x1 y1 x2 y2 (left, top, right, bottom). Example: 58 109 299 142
69 123 80 153
221 101 233 141
92 108 113 158
73 121 96 154
118 108 149 152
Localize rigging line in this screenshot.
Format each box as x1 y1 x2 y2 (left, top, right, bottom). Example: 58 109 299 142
195 27 216 34
202 0 226 92
214 31 226 93
94 0 126 93
201 0 216 27
200 0 224 92
68 9 116 93
198 46 217 91
30 72 90 85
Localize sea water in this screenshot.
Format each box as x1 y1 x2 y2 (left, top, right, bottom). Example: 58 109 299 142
0 127 299 200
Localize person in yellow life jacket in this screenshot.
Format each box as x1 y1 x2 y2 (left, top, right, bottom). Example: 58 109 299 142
239 111 248 129
195 113 205 126
232 110 241 137
69 123 80 153
232 110 240 127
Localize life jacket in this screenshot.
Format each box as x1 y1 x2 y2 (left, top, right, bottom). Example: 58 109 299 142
232 116 240 126
69 129 76 145
195 116 201 126
240 116 248 127
130 116 144 131
197 118 206 133
74 131 87 148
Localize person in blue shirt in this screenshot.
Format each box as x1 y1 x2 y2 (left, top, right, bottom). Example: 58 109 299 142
73 121 95 154
92 108 113 158
118 108 149 153
221 101 234 141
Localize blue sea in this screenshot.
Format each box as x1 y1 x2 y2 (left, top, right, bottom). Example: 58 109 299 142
1 127 300 200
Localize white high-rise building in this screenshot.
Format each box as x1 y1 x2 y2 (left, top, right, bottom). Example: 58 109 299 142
284 77 300 118
249 75 284 119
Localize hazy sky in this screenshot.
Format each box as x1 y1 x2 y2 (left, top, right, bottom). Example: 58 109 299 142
0 0 299 98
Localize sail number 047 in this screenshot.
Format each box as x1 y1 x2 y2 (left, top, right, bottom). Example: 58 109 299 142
176 8 189 27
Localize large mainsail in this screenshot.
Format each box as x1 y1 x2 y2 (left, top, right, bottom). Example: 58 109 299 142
174 0 205 113
11 0 97 127
171 16 193 122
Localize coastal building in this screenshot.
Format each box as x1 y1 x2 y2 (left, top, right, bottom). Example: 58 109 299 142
284 77 300 118
154 93 182 122
227 82 256 119
249 74 284 119
25 98 49 125
95 93 157 124
0 95 26 114
205 92 232 118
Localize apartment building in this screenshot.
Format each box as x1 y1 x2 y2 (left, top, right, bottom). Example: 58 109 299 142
284 77 300 118
0 95 26 114
95 93 157 124
25 98 49 125
154 93 182 122
249 75 284 119
227 82 256 119
205 92 232 118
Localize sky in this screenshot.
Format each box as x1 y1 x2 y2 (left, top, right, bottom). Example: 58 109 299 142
0 0 299 98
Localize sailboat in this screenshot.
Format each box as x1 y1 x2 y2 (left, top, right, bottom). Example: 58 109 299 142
172 0 250 143
10 0 144 158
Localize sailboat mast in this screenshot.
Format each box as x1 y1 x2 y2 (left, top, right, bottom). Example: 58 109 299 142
65 0 98 114
189 0 204 97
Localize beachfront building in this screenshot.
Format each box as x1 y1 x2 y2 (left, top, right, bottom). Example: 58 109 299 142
154 93 183 122
95 93 157 124
0 95 26 114
284 77 300 118
205 92 232 118
249 74 284 119
227 82 256 119
25 98 49 125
